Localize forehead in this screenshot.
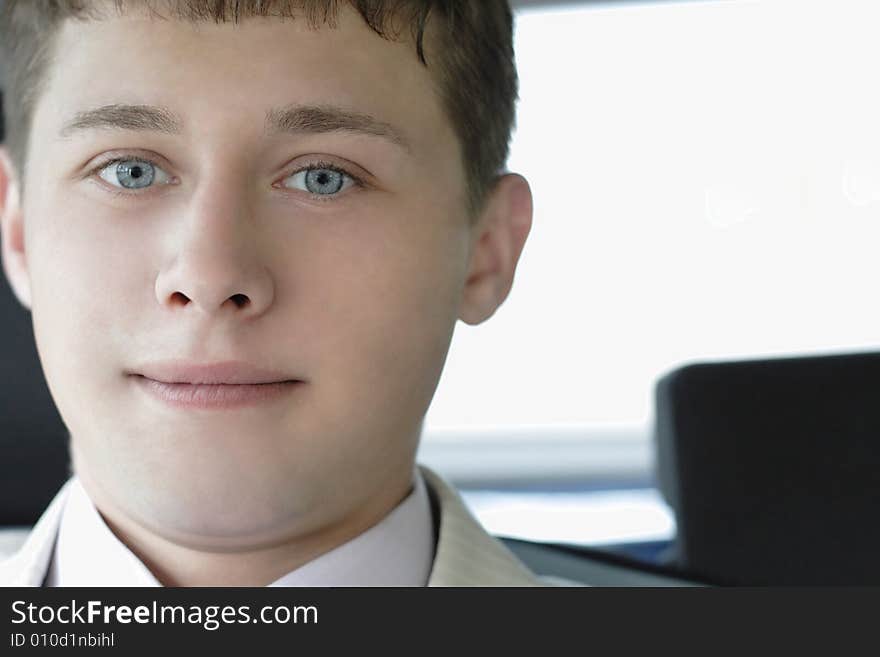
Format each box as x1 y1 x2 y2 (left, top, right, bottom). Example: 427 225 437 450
37 5 450 155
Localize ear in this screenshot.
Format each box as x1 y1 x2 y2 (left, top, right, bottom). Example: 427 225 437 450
0 147 31 310
458 173 533 326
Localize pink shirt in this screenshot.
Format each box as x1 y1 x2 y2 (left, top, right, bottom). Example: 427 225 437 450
45 469 435 586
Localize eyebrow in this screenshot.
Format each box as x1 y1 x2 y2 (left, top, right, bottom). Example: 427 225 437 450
58 104 181 138
57 103 411 151
265 104 410 151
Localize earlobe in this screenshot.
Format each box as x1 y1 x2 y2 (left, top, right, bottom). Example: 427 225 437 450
0 148 32 310
458 173 533 326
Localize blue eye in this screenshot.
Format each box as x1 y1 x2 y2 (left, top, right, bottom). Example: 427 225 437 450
90 155 361 199
283 165 357 197
97 158 171 190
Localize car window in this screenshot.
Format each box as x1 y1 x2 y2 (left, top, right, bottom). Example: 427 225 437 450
422 0 880 549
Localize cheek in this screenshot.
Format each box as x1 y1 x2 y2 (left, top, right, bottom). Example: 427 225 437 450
26 197 147 386
307 212 467 408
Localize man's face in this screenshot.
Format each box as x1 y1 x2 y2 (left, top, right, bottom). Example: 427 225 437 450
14 6 476 546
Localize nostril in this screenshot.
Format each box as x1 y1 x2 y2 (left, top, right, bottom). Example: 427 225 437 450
171 291 189 306
230 294 249 308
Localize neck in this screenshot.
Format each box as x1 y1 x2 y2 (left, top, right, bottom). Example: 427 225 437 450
74 469 416 587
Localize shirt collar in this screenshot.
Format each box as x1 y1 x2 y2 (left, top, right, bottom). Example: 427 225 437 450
45 468 435 587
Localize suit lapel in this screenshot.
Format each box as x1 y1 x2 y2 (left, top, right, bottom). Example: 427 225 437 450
420 465 543 587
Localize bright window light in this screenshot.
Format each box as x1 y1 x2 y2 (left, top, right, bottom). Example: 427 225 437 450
425 0 880 434
462 488 676 546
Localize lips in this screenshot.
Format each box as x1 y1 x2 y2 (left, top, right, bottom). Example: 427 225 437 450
128 359 302 410
129 359 298 385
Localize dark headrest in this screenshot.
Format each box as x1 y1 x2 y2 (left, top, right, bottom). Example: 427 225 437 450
0 271 71 526
655 351 880 585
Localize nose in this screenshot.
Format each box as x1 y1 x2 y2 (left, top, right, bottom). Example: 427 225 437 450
154 182 274 319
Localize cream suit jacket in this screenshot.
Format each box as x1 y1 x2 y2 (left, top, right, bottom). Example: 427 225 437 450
0 464 547 587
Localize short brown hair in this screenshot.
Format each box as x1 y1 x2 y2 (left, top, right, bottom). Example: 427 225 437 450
0 0 518 218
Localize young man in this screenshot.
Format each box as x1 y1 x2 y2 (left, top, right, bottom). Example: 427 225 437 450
0 0 538 586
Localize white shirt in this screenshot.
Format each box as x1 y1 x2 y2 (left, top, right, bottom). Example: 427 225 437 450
44 469 435 587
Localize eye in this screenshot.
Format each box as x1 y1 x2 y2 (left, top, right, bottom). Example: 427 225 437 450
96 158 172 191
281 164 359 197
